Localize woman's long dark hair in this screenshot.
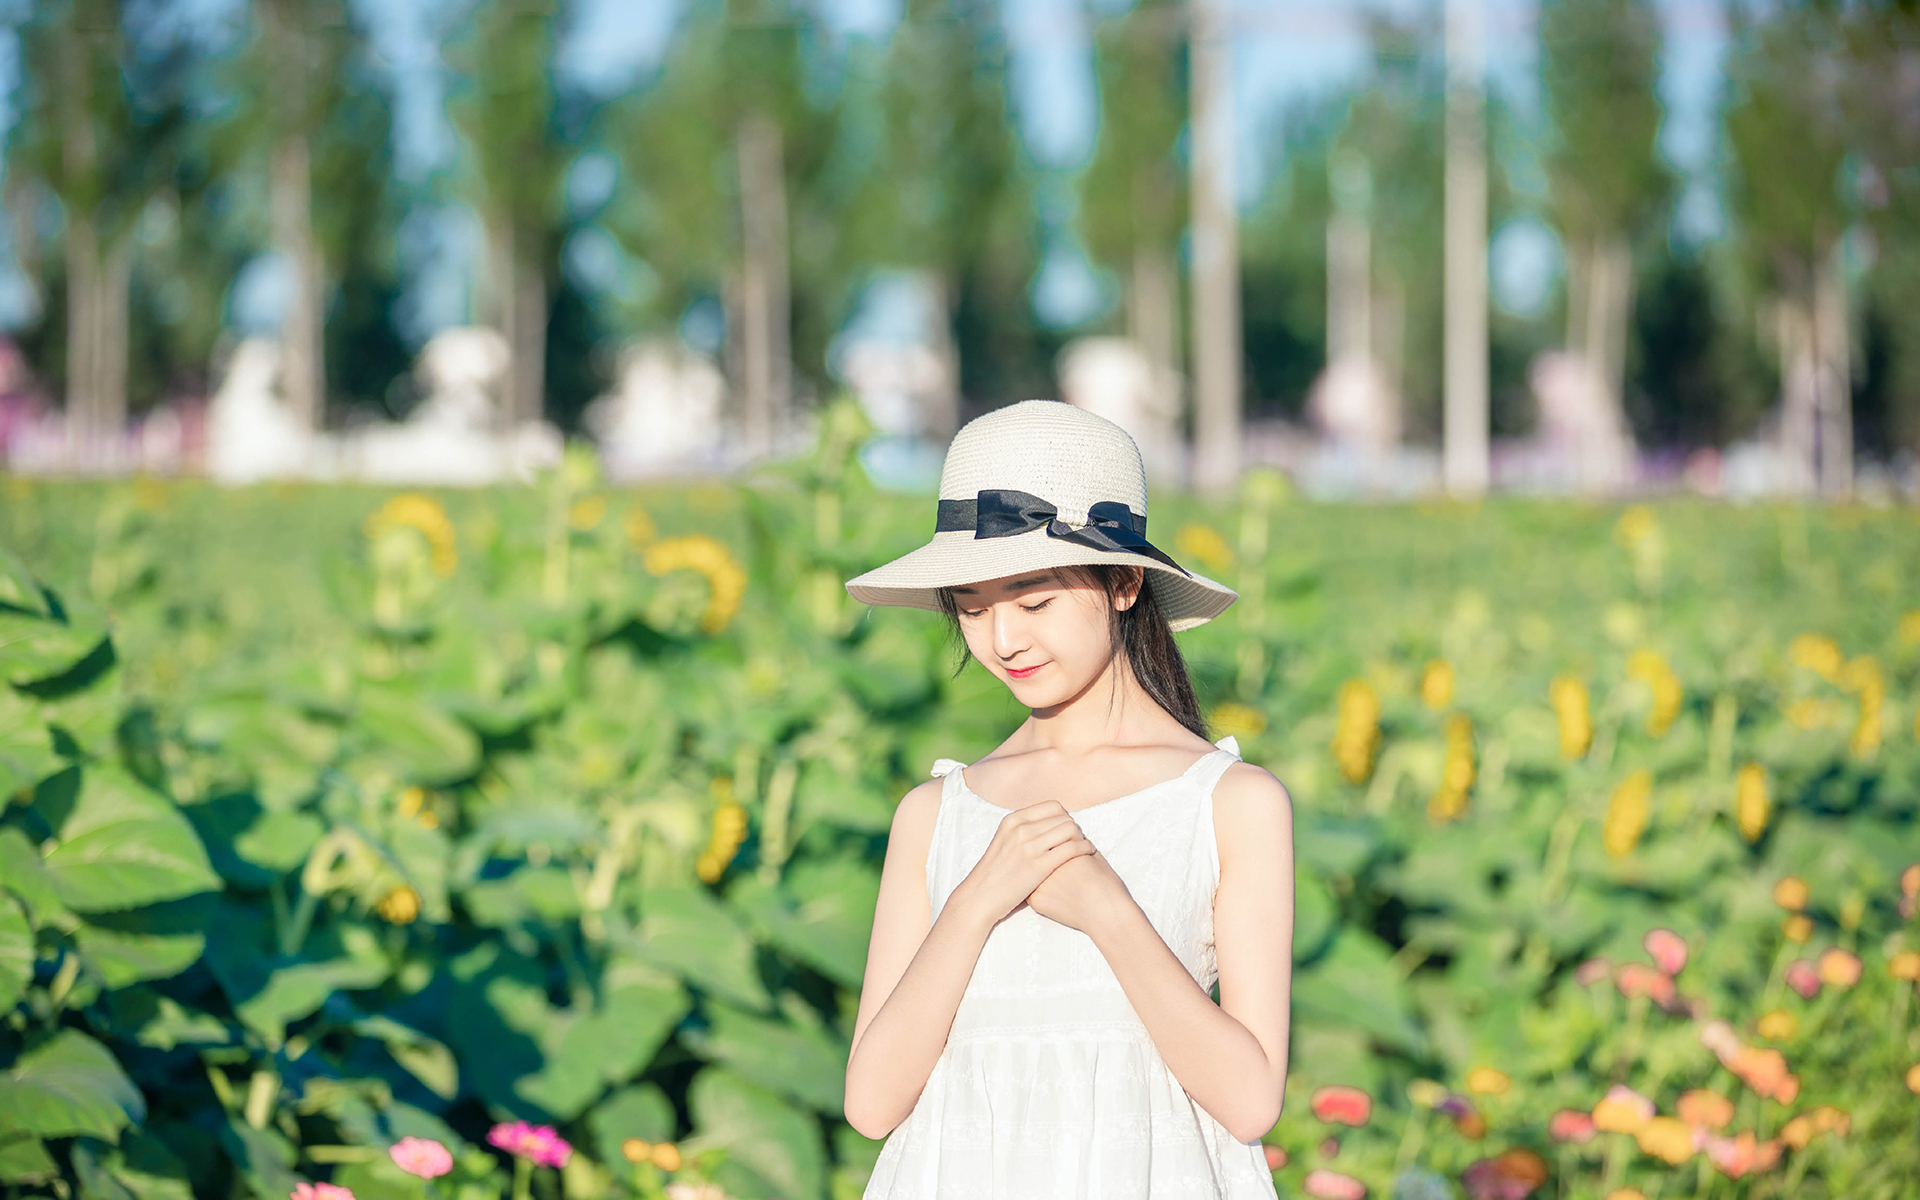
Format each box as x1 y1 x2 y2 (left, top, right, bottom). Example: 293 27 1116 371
935 563 1207 738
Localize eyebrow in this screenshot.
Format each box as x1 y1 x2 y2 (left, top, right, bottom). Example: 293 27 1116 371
952 573 1056 597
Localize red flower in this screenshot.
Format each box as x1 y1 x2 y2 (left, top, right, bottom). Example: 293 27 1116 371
1263 1144 1288 1171
1548 1109 1596 1143
1643 928 1688 975
1462 1149 1550 1200
1310 1085 1373 1127
1614 962 1675 1005
1784 960 1821 1000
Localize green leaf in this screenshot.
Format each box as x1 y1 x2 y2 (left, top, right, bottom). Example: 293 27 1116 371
216 1118 300 1200
352 1015 460 1101
75 896 211 988
0 602 110 688
0 687 64 800
683 998 848 1115
352 685 481 784
103 988 232 1051
688 1066 826 1200
0 1135 57 1184
588 1084 676 1166
0 1029 145 1140
0 827 69 928
71 1132 195 1200
43 764 219 912
235 956 390 1047
726 858 878 991
233 810 325 874
1292 931 1423 1053
634 884 770 1011
0 893 32 1011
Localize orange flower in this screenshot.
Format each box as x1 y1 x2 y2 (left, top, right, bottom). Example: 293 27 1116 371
1890 952 1920 982
1676 1089 1734 1130
1756 1010 1798 1041
1817 947 1862 988
1643 928 1688 975
1728 1046 1790 1100
1772 876 1810 911
1592 1085 1654 1134
1782 914 1814 943
1902 863 1920 898
1634 1116 1697 1164
1775 1074 1800 1104
1309 1085 1373 1127
1779 1115 1814 1150
1905 1063 1920 1094
1465 1067 1511 1096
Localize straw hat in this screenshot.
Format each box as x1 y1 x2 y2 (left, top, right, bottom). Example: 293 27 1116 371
845 399 1237 631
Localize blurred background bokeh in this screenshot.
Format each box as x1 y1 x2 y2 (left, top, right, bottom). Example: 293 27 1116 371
0 0 1914 497
1 4 1918 1200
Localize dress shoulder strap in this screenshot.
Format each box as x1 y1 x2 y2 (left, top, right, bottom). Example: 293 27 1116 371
930 757 966 778
1190 734 1241 793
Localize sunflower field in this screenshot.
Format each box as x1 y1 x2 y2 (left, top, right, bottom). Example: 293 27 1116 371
2 407 1919 1200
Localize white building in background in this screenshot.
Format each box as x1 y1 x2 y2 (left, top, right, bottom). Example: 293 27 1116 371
582 338 729 479
1057 337 1184 486
206 337 311 484
333 326 561 486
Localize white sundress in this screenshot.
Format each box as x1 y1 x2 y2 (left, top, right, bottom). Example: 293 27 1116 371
862 735 1281 1200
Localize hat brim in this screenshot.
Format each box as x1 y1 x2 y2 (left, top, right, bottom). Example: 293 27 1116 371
845 529 1237 632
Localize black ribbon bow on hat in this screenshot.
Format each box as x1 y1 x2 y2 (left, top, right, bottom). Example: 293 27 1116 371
934 489 1193 577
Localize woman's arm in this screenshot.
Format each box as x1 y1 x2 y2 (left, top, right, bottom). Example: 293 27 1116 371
846 781 1098 1138
1084 762 1296 1142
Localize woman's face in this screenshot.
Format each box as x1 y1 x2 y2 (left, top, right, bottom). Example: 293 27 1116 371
950 567 1141 710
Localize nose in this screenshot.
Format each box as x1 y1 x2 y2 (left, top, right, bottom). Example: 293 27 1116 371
991 601 1029 660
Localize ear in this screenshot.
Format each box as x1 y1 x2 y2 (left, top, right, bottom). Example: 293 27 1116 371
1113 566 1145 612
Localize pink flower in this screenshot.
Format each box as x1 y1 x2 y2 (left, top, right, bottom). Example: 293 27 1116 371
1303 1168 1368 1200
1574 957 1611 986
1548 1109 1597 1143
1784 960 1821 1000
389 1137 453 1180
1700 1019 1742 1063
1643 928 1688 976
1309 1085 1373 1127
291 1186 355 1200
1614 962 1675 1005
488 1121 573 1169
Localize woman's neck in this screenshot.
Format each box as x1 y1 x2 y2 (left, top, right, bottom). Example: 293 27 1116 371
1017 655 1174 754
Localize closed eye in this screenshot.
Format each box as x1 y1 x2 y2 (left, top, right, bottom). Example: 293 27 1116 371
1021 599 1052 613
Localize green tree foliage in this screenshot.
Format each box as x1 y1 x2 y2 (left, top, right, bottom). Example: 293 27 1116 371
1079 0 1186 381
841 0 1029 430
446 0 570 427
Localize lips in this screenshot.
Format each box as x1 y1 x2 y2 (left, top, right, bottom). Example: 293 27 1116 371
1005 663 1045 679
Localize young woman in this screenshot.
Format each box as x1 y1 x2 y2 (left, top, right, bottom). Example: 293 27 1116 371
842 400 1296 1199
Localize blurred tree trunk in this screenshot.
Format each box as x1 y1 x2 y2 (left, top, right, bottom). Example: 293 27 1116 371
1188 0 1240 491
1441 0 1487 497
1724 3 1851 494
1083 0 1186 470
261 0 324 432
449 0 562 431
1130 165 1181 434
1539 0 1668 491
735 112 789 455
56 5 131 450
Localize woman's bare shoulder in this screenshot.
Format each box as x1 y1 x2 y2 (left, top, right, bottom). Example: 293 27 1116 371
1211 761 1294 845
885 776 947 849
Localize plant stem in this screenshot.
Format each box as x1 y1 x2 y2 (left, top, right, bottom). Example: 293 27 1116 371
512 1156 531 1200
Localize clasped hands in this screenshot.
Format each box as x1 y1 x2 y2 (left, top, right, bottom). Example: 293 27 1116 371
966 800 1133 937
